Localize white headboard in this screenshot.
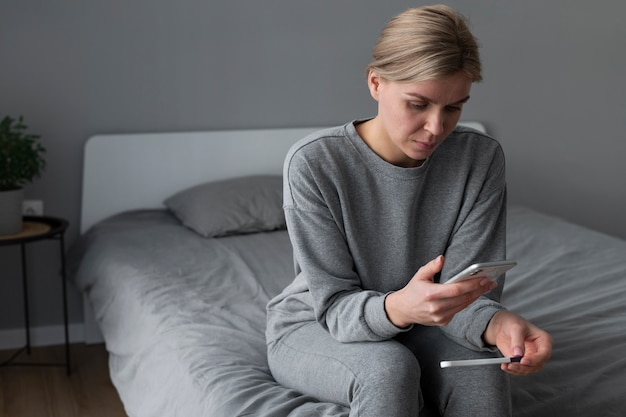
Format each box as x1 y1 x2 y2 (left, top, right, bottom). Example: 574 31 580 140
81 127 323 233
80 122 486 233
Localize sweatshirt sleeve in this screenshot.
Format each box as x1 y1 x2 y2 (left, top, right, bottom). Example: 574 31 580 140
438 144 508 351
283 150 407 342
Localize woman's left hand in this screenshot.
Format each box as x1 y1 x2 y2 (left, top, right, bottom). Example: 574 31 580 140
483 310 553 376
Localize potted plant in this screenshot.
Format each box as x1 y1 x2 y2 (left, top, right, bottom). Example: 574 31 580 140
0 115 46 235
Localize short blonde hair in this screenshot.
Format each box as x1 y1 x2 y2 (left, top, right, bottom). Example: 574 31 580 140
366 5 482 83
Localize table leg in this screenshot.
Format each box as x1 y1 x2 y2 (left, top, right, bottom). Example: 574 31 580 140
19 243 31 354
59 234 71 375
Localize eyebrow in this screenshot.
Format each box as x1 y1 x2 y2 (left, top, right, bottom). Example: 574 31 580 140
405 93 471 105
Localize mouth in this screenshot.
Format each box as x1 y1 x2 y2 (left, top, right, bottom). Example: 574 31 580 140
414 141 437 151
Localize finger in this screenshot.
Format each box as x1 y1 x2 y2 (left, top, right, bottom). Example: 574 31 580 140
432 287 488 323
448 276 498 295
502 363 534 376
442 279 496 309
503 357 545 375
504 341 551 375
510 332 526 359
415 255 444 282
520 334 552 368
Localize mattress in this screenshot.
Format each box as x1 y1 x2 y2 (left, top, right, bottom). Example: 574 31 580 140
70 205 626 416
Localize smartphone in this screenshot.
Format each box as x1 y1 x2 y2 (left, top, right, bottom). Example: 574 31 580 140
444 260 517 284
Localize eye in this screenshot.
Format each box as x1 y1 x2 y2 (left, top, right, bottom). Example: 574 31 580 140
445 105 463 113
409 102 428 110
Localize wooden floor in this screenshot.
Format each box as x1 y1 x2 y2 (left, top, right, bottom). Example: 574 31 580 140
0 343 128 417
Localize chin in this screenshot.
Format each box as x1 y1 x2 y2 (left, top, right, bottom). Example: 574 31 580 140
410 150 435 161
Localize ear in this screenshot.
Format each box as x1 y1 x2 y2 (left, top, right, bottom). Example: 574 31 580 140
367 71 383 101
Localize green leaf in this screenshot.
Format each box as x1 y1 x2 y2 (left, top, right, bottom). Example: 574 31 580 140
0 115 46 191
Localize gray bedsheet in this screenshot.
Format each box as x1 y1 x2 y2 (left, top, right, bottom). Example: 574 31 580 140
71 206 626 416
503 206 626 417
72 210 348 416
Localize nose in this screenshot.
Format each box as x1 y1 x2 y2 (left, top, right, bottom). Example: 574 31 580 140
424 111 444 136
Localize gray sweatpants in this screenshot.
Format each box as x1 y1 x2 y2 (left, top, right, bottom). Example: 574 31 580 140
268 322 511 417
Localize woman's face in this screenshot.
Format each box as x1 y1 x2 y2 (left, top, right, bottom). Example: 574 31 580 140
366 71 472 167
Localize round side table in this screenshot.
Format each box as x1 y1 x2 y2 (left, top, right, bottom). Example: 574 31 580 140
0 216 71 375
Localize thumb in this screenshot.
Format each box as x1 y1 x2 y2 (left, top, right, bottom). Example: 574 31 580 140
507 325 526 358
415 255 444 282
511 335 526 359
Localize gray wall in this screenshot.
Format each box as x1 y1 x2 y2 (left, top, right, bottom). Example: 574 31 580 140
1 0 624 334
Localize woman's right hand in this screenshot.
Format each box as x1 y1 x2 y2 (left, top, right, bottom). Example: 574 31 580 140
384 255 498 328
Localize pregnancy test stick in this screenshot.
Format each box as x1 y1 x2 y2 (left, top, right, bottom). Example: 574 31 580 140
440 356 522 368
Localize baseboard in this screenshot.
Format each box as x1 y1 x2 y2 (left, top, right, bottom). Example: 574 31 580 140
0 323 85 350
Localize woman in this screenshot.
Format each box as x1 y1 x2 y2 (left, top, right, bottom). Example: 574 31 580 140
266 5 552 416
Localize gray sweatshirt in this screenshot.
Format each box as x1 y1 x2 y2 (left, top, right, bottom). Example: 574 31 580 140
266 121 507 351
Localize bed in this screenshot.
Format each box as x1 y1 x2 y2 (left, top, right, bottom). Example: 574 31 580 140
70 124 626 417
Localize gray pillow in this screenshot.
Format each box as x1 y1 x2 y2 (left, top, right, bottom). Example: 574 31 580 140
164 175 285 237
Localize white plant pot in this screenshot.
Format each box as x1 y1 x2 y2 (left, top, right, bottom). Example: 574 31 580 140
0 188 24 235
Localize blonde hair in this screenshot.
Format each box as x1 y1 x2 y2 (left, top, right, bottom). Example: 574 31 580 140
366 5 482 83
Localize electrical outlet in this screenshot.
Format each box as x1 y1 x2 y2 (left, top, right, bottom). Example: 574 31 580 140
23 200 44 216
